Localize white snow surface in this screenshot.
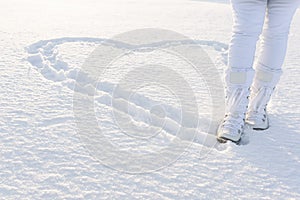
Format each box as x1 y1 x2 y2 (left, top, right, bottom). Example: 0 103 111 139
1 0 300 199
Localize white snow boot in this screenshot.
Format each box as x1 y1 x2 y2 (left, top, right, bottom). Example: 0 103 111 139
217 68 254 143
246 68 282 130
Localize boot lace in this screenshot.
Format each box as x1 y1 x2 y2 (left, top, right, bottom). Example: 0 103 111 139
222 87 249 131
223 114 244 131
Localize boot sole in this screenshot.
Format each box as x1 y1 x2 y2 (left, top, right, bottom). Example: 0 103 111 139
217 136 241 144
253 126 269 131
247 119 270 131
252 123 270 131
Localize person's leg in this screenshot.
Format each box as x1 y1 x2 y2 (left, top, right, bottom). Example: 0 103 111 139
256 0 300 72
228 0 267 69
218 0 267 142
246 0 300 130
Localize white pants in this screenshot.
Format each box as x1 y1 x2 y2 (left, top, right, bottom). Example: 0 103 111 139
228 0 300 72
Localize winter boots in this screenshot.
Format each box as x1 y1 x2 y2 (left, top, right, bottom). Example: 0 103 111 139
217 68 254 142
217 67 282 143
246 67 282 130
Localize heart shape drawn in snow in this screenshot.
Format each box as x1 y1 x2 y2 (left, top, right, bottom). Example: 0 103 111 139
26 29 229 173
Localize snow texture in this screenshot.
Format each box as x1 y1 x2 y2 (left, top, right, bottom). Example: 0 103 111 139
0 0 300 199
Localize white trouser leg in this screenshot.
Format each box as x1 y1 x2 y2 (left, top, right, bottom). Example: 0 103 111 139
256 0 300 72
228 0 267 70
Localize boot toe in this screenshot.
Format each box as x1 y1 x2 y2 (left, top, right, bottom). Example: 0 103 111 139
217 127 242 142
246 118 269 130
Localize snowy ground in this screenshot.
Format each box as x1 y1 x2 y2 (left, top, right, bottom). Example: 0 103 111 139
1 0 300 199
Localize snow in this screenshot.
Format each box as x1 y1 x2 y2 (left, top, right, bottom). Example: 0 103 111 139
0 0 300 199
